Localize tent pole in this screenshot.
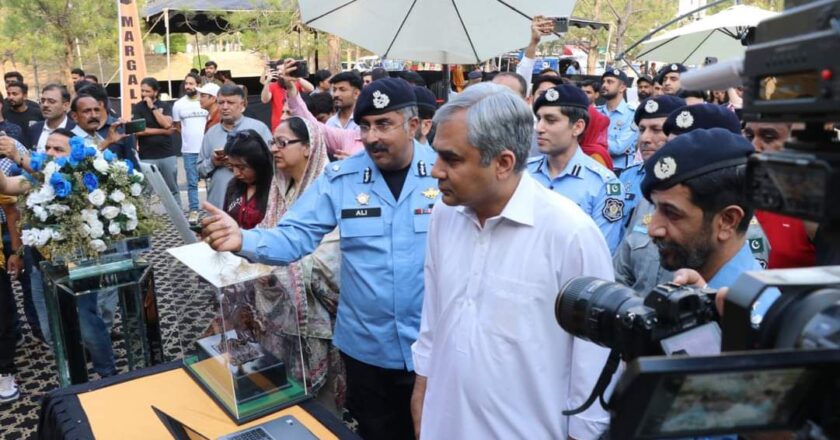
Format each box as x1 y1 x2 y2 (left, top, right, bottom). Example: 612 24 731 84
442 64 450 103
165 8 173 97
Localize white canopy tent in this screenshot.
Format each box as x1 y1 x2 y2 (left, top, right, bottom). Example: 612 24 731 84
636 4 778 66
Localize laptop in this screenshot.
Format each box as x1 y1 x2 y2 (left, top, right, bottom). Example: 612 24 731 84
139 162 198 245
152 406 319 440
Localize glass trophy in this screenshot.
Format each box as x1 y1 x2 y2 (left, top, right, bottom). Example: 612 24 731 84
168 242 311 424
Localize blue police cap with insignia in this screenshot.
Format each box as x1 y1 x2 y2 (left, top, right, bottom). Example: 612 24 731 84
353 77 417 124
663 103 742 136
413 85 437 115
533 84 590 113
634 95 686 125
601 68 629 85
641 128 755 200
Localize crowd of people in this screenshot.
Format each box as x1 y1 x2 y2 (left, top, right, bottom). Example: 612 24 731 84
0 14 835 440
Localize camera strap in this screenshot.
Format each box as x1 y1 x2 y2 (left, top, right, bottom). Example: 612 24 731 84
562 349 621 416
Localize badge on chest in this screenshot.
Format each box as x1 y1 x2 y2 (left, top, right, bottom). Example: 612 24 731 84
341 207 382 219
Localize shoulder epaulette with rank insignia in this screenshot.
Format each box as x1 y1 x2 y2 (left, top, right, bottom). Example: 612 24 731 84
324 157 362 181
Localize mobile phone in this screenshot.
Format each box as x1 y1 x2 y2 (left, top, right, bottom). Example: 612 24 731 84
551 16 569 33
123 119 147 134
289 60 309 78
267 60 280 82
704 56 718 66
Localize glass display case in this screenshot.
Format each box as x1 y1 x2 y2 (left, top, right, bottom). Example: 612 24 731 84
41 236 164 386
169 242 311 424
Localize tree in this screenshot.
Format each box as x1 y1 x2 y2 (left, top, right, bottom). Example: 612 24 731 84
0 0 118 86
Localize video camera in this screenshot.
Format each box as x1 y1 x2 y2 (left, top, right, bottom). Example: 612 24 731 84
681 0 840 224
555 268 840 439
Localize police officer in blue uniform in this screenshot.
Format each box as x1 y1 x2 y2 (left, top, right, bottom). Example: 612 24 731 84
620 95 685 223
596 68 638 174
656 62 687 96
413 85 437 147
201 78 440 440
528 84 625 253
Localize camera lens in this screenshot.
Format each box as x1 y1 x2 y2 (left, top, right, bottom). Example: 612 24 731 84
555 276 645 350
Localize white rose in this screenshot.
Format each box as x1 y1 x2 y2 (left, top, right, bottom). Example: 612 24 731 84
26 193 40 208
90 239 107 253
32 206 48 222
111 161 129 173
51 229 64 241
88 189 106 207
43 161 60 176
81 223 91 237
88 221 105 239
130 183 143 197
101 205 120 220
39 184 55 203
93 157 110 174
109 190 126 203
121 202 137 219
81 208 99 224
108 222 121 236
125 218 138 231
133 170 144 182
35 229 52 247
21 229 37 246
46 204 70 215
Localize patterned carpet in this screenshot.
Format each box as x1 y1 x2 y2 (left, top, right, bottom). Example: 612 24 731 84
0 217 217 439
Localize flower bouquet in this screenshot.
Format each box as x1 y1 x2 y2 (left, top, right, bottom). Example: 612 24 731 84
19 136 159 260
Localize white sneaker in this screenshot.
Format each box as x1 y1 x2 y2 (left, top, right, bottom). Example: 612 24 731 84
0 374 19 403
188 210 200 225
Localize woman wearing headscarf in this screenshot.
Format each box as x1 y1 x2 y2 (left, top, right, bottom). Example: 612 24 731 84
255 116 345 413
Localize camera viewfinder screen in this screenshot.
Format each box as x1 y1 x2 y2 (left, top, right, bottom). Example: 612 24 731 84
757 72 820 101
639 368 810 436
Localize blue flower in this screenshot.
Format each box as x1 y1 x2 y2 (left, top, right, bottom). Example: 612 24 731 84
70 142 86 163
124 159 134 175
69 136 86 151
53 157 68 169
49 173 72 199
29 152 47 172
103 150 117 162
82 172 99 192
84 147 97 158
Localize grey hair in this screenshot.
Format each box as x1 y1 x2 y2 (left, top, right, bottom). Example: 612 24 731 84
433 83 533 172
398 105 418 121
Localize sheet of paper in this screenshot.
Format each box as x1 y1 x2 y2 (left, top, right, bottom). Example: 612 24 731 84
167 242 274 288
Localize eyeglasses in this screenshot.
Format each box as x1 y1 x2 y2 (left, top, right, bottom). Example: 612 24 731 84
358 120 407 136
270 138 303 148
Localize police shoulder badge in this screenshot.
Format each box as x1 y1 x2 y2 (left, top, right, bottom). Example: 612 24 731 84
422 187 440 199
356 192 370 205
675 110 694 129
654 156 677 180
644 99 659 113
545 88 560 102
372 90 390 109
603 198 624 222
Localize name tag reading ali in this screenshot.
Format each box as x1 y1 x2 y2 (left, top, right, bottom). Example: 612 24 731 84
341 208 382 219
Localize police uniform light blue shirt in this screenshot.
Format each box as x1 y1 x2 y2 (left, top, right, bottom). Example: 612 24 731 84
528 148 625 253
239 141 439 370
238 78 440 370
596 69 638 172
619 162 644 222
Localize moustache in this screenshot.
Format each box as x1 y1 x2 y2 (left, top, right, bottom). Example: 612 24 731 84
365 142 389 154
88 118 101 125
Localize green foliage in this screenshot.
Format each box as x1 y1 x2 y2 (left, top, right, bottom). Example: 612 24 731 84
192 55 210 70
170 34 188 54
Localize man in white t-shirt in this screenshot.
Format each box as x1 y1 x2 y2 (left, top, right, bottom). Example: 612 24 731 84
172 73 209 223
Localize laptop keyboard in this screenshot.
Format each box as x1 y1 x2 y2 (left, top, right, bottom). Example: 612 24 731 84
227 427 272 440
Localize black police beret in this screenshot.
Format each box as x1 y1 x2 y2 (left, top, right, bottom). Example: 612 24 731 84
634 95 686 125
413 86 437 113
353 77 417 124
641 128 755 200
601 68 629 84
663 104 741 136
533 84 590 113
656 63 688 84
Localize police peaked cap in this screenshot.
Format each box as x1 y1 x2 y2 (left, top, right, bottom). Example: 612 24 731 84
353 77 417 124
601 68 629 85
641 128 755 201
634 95 686 125
663 104 741 136
533 85 590 112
